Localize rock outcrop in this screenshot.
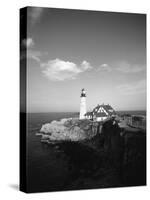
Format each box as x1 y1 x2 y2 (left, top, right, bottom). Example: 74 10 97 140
37 118 98 142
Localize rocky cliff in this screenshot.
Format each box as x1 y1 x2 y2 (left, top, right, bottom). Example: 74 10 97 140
36 117 146 187
37 118 99 142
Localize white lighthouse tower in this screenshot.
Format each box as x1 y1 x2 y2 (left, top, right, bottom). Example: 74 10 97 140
79 88 87 119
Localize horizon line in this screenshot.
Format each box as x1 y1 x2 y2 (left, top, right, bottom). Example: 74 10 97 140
23 109 146 114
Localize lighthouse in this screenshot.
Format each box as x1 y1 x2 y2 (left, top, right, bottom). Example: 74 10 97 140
79 88 87 119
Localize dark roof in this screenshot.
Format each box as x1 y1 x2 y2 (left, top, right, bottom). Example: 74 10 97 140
95 112 107 117
92 104 116 116
85 112 93 116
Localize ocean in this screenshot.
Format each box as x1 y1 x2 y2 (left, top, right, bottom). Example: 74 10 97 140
27 112 80 192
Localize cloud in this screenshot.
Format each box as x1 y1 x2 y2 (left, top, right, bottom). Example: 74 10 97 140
22 38 34 48
115 61 145 73
98 63 112 72
21 38 43 62
28 7 44 25
117 79 146 95
81 60 92 71
97 61 146 74
97 62 146 74
41 59 92 81
27 50 41 62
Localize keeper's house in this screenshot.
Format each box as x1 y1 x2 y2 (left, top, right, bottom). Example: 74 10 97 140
85 104 116 122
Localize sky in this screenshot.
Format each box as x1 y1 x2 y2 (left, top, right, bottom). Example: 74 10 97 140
23 7 146 112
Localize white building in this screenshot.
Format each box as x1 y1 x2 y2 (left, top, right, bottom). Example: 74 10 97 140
79 89 116 122
85 104 116 122
79 88 87 119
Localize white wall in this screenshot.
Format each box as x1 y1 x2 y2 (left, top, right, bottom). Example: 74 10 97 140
97 117 107 121
79 97 86 119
